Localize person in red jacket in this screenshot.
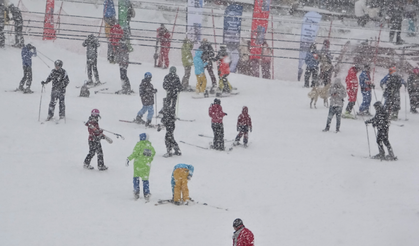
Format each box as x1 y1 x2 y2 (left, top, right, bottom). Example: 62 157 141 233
84 109 109 171
218 55 233 94
108 23 123 63
234 106 252 147
157 24 171 69
232 218 254 246
343 65 360 118
209 98 227 150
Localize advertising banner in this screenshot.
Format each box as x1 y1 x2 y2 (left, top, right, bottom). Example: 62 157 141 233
249 0 270 60
223 4 243 45
43 0 56 40
187 0 203 48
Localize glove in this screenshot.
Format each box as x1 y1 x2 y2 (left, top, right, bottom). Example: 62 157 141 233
126 158 130 167
224 113 227 116
187 175 192 181
153 89 157 93
41 81 46 85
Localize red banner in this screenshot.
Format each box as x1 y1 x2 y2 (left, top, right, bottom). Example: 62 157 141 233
43 0 56 40
249 0 270 60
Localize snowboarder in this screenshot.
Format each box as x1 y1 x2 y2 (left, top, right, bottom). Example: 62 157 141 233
304 43 319 88
181 37 193 91
126 132 156 200
323 78 347 132
0 1 9 48
261 42 272 79
156 24 171 68
8 4 24 48
161 107 181 157
232 218 255 246
159 66 183 115
135 72 157 127
407 67 419 113
115 36 132 94
365 101 396 160
380 66 406 120
41 60 70 121
218 53 232 94
200 38 217 92
342 65 360 119
193 48 208 95
171 163 194 205
358 64 374 116
108 23 123 63
83 109 109 170
234 106 252 147
18 43 36 93
209 98 227 150
82 34 101 86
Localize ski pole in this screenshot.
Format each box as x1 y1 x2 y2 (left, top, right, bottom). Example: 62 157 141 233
365 124 371 157
38 85 44 121
37 50 54 62
101 128 125 140
404 87 408 121
37 55 50 69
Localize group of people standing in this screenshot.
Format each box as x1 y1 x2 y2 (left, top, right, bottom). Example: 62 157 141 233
304 40 334 88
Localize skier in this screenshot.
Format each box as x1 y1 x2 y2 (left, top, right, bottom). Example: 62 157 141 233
135 72 157 127
209 98 227 151
380 66 406 120
0 1 9 48
108 23 123 63
200 38 217 93
126 133 156 200
407 67 419 113
261 42 272 79
323 78 347 132
82 34 101 86
8 4 24 48
171 163 194 205
342 65 360 119
160 66 183 114
218 53 232 94
181 37 193 91
304 43 319 88
115 36 132 95
232 218 255 246
156 24 171 69
41 60 70 121
193 48 208 96
365 101 396 160
83 109 109 170
234 106 252 147
387 1 404 44
161 107 181 157
358 64 374 116
18 43 36 93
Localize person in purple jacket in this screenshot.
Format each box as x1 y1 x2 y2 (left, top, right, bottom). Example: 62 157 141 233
18 43 37 93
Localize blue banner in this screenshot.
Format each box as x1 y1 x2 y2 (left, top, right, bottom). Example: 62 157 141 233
298 11 321 81
223 4 243 45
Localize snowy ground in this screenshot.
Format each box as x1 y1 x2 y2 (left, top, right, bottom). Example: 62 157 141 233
1 1 419 246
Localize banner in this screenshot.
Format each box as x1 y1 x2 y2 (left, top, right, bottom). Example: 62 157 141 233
43 0 56 40
297 11 321 81
187 0 203 49
223 4 243 45
249 0 270 60
118 0 128 30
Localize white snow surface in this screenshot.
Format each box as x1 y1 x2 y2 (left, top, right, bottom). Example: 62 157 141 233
1 1 419 246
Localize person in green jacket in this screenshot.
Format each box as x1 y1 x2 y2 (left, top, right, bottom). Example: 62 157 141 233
181 37 193 91
126 133 156 201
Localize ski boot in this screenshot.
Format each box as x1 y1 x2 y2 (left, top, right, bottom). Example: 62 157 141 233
98 165 108 171
145 120 153 128
23 87 33 94
372 153 385 160
174 147 182 156
204 90 209 98
209 86 216 94
410 108 418 114
134 115 146 124
174 201 181 206
144 193 151 202
46 115 53 121
86 79 94 86
134 191 140 200
83 163 94 170
233 141 240 146
163 152 173 158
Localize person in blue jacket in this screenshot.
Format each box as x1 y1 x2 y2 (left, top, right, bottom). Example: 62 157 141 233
194 48 208 96
304 43 319 88
358 64 375 116
19 43 37 93
380 66 406 120
171 163 194 205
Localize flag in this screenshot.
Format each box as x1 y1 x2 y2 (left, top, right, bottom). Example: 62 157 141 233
249 0 270 60
43 0 56 40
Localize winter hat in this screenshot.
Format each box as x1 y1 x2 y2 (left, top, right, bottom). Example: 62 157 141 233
169 66 176 74
214 98 221 105
233 218 243 228
373 101 382 108
389 66 397 75
139 133 149 141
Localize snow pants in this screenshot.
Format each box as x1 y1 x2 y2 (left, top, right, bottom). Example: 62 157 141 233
107 42 115 63
137 105 154 122
196 73 207 93
376 128 394 157
14 24 24 47
120 67 131 92
218 77 232 93
87 57 100 82
165 123 179 153
261 61 271 79
84 140 105 167
182 65 191 90
345 101 355 113
211 122 225 150
325 105 342 131
173 168 189 202
48 90 66 118
19 65 32 89
384 93 401 119
304 67 318 87
158 47 170 68
205 61 217 87
409 91 419 111
359 90 371 113
235 126 249 144
0 24 4 48
133 177 150 196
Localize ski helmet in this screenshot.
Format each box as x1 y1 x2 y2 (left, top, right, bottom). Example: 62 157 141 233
139 133 149 141
214 98 221 105
413 67 419 75
91 109 100 117
233 218 243 228
55 60 63 68
169 66 176 74
373 101 382 108
144 72 152 79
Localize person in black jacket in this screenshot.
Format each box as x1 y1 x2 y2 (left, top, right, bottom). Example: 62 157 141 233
82 34 101 85
135 72 157 127
8 4 24 48
387 1 404 44
115 37 132 94
41 60 70 121
161 107 181 157
407 67 419 113
365 101 396 160
0 1 9 48
200 39 217 93
158 66 182 117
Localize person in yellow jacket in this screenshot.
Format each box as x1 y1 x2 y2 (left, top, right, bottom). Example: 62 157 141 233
171 163 194 205
126 133 156 201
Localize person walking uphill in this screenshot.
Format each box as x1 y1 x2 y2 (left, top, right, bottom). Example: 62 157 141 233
358 64 374 116
232 218 255 246
209 98 227 150
171 163 194 205
8 4 24 48
83 109 109 171
234 106 252 147
82 34 101 85
342 65 359 119
18 43 36 93
323 78 346 132
126 133 156 201
135 72 157 127
41 60 70 121
181 38 193 91
193 48 208 95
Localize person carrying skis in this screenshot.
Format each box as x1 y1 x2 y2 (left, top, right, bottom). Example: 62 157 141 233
135 72 157 127
0 1 9 48
407 67 419 113
18 43 36 93
342 65 360 119
232 218 255 246
193 48 208 96
365 101 396 160
304 43 319 88
380 66 406 120
200 38 217 93
323 78 347 132
8 4 24 48
156 24 171 69
82 34 101 86
41 60 70 121
161 107 181 157
108 23 123 63
234 106 252 147
171 163 194 205
126 133 156 200
209 98 227 151
160 66 183 114
181 37 193 91
115 36 132 95
358 64 374 116
83 109 109 170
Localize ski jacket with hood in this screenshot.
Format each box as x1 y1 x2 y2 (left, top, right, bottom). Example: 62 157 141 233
345 66 359 102
139 77 155 106
237 106 252 130
209 103 226 124
128 134 156 179
232 225 254 246
329 78 347 107
85 116 104 141
193 49 207 75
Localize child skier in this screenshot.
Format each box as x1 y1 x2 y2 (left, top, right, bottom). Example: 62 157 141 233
234 106 252 147
126 133 156 200
84 109 109 171
171 163 194 205
135 72 157 127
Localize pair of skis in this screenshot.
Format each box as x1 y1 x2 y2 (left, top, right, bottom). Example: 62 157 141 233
155 199 228 211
